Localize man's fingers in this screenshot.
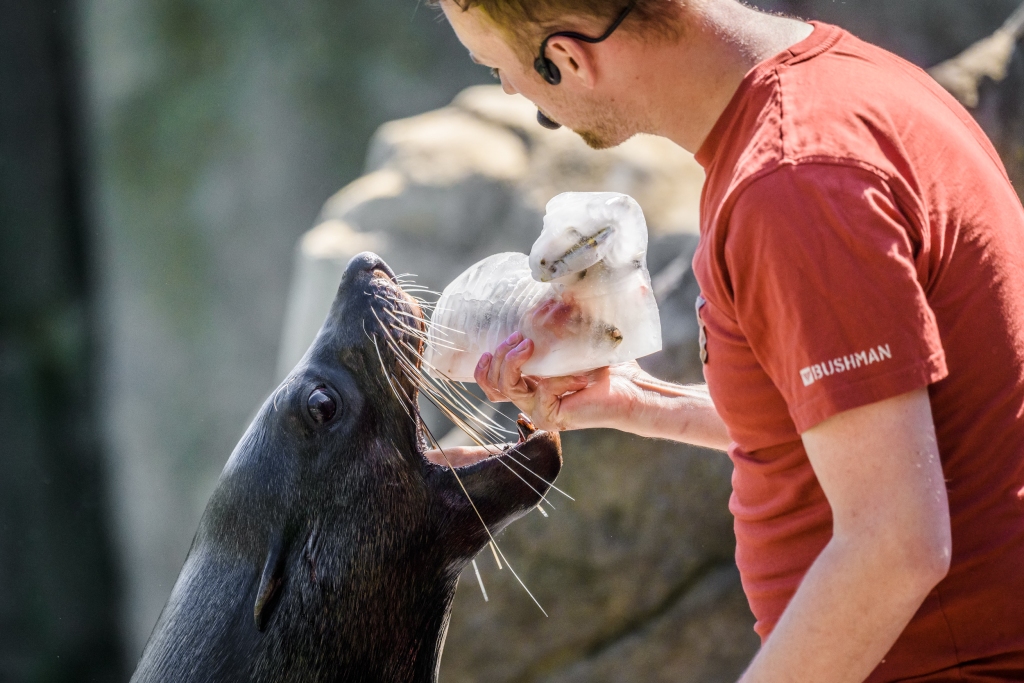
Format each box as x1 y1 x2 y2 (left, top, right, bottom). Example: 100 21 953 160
498 338 533 394
474 353 506 402
488 331 523 389
529 374 591 432
539 374 589 397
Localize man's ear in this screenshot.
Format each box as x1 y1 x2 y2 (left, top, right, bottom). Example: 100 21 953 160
544 36 597 88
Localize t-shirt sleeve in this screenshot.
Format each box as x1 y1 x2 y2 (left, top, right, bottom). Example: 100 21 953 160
724 163 948 433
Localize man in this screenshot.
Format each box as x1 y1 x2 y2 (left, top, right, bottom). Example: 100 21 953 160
433 1 1024 681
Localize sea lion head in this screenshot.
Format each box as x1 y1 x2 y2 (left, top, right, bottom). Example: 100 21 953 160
132 252 562 683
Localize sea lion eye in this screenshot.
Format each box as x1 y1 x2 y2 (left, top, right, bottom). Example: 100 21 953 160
307 388 337 424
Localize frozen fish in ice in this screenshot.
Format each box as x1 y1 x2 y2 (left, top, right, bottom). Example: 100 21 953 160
424 192 662 381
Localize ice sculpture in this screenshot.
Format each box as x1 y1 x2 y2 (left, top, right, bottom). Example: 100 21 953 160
425 192 662 381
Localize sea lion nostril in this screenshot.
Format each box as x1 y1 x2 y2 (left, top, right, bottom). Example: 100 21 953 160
345 251 396 280
307 388 337 423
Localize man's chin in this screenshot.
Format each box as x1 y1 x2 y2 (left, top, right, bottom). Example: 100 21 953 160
576 128 633 151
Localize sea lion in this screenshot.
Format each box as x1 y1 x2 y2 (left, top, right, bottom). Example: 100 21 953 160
131 252 562 682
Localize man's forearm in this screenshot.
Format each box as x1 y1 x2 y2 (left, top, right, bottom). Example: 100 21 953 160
621 377 731 450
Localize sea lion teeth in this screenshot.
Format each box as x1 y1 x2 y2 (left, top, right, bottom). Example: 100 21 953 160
517 414 537 442
131 251 562 683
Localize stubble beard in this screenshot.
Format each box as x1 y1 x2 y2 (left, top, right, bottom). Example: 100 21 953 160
570 99 639 150
577 127 633 150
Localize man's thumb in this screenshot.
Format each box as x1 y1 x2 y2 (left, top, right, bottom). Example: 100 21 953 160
538 374 590 398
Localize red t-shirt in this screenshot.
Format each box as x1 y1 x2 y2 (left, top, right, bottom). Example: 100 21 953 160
693 22 1024 681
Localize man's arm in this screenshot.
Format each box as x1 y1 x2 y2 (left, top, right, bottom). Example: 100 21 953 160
739 387 951 683
474 331 731 450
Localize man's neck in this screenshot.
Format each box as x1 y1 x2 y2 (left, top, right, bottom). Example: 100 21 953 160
633 1 813 152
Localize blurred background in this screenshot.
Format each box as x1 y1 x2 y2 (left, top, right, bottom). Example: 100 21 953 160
1 0 1022 681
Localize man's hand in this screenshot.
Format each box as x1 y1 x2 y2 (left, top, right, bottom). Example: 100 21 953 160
474 331 731 449
474 331 645 432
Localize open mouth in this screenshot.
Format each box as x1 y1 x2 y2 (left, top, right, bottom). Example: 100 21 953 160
422 413 545 468
367 267 554 471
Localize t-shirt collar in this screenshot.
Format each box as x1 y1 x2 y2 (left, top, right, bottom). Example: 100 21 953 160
694 21 840 169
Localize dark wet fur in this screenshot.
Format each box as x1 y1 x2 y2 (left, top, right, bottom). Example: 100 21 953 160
132 252 562 683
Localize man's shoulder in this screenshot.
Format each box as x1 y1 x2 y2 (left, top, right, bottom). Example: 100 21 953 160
771 26 966 169
703 23 1001 227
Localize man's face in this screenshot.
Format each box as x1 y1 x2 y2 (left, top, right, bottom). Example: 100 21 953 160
440 1 637 149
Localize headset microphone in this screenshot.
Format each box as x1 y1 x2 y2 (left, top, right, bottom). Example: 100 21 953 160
536 110 562 130
533 0 636 86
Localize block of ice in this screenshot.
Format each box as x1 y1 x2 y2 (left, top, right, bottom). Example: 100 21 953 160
424 192 662 381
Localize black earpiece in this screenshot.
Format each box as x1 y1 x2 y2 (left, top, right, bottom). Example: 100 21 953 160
533 0 636 86
534 54 562 86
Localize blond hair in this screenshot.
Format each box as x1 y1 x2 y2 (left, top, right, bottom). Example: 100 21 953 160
433 0 682 60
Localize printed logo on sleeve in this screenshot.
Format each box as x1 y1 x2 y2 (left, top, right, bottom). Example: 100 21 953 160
800 344 892 387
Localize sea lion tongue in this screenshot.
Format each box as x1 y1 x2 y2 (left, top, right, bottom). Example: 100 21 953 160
131 252 562 683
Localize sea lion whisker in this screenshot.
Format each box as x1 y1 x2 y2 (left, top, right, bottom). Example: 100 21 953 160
385 321 430 342
384 308 427 327
382 304 425 323
376 311 515 445
372 308 427 355
384 316 434 345
487 451 556 509
429 374 516 435
471 559 489 602
375 305 548 518
387 324 431 346
378 305 447 342
271 376 294 411
416 383 513 444
416 386 508 449
376 317 541 513
489 542 502 570
413 382 503 446
367 331 416 420
413 335 462 353
431 379 516 438
373 293 424 314
419 421 547 617
416 386 554 507
403 288 442 297
502 449 576 501
423 319 466 337
373 292 424 310
387 316 463 352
